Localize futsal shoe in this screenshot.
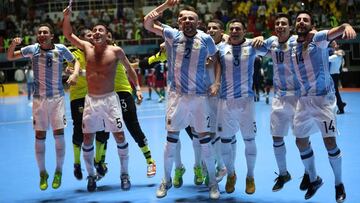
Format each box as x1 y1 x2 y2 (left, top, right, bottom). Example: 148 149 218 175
156 178 172 198
52 171 62 189
305 176 323 200
74 163 83 180
335 183 346 203
39 171 49 191
173 166 186 188
272 171 291 192
245 176 256 194
121 174 131 190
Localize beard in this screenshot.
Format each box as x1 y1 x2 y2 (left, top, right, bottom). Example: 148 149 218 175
296 26 311 38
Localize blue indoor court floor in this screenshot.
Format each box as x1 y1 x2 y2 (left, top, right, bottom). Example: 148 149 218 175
1 90 360 203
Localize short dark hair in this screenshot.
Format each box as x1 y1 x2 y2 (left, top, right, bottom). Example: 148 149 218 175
38 23 54 34
208 19 224 30
275 13 292 26
180 5 197 13
228 18 246 30
92 23 109 33
296 10 314 25
77 26 91 37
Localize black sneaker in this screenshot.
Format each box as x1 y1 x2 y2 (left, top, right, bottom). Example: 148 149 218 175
305 176 323 200
272 172 291 192
121 174 131 190
87 175 97 192
300 173 310 191
74 164 83 180
335 183 346 203
265 96 269 104
94 161 108 178
337 103 347 114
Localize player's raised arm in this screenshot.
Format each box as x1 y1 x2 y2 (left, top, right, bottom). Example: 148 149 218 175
144 0 179 36
62 6 89 50
6 37 24 61
328 23 357 41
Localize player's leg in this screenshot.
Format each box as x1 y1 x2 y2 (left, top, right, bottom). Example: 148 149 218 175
94 131 110 178
118 91 156 177
49 96 67 189
70 98 85 180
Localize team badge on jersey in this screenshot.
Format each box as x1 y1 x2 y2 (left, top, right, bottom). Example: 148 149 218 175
193 41 201 49
242 47 250 56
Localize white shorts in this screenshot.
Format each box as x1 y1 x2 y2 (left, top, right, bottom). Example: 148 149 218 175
271 96 299 137
208 96 218 133
217 97 256 139
293 94 338 138
32 96 66 131
82 92 124 134
166 91 211 133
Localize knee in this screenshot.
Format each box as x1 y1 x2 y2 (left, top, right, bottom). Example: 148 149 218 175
96 131 110 143
83 133 94 145
53 128 64 135
72 132 83 146
324 137 337 150
272 136 284 143
296 137 309 150
114 132 125 143
35 131 46 139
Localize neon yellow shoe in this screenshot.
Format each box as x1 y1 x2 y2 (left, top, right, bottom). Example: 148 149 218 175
52 171 62 189
173 166 185 188
40 171 49 191
245 176 255 194
194 166 203 185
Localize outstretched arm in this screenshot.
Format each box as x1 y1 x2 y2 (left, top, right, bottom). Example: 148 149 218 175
63 6 88 50
7 37 24 61
116 47 143 104
328 23 357 41
143 0 179 36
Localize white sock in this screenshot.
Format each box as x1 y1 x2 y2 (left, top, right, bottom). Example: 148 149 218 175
82 144 95 176
117 141 129 175
192 135 202 167
164 132 179 182
231 135 237 165
35 137 46 172
300 146 317 182
174 141 182 168
273 140 287 175
54 134 65 172
244 138 257 177
328 147 342 185
213 135 225 169
221 138 234 175
200 135 216 185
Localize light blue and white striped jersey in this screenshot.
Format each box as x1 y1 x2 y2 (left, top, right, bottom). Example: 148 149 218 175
161 24 174 85
263 35 301 97
163 27 218 95
290 30 334 96
21 43 75 98
207 41 225 85
218 39 267 99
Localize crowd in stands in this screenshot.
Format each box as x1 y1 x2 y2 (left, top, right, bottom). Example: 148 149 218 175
0 0 359 53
